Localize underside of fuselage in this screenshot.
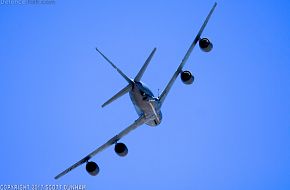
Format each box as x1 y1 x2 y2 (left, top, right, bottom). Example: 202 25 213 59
129 81 162 126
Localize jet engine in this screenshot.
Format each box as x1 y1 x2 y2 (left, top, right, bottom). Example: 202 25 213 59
180 70 194 85
86 161 100 176
114 142 128 157
199 38 213 52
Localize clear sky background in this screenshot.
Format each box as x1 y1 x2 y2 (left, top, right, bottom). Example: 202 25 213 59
0 0 289 189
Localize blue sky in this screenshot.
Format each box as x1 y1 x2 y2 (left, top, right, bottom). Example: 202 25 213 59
0 0 289 189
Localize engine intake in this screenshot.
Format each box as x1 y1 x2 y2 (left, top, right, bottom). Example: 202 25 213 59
114 143 128 157
199 38 213 52
86 161 99 176
181 70 194 85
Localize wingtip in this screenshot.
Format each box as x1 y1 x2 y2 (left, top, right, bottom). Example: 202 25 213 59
101 102 107 108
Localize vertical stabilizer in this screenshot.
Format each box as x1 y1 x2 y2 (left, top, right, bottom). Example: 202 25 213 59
96 48 133 84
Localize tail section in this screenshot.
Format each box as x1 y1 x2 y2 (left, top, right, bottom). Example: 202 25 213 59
96 48 133 84
97 47 156 108
134 48 156 82
102 84 132 108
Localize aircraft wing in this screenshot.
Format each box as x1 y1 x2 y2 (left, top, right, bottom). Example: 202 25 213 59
54 115 148 180
159 2 217 105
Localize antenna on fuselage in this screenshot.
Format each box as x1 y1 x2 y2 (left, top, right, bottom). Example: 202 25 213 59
158 88 160 99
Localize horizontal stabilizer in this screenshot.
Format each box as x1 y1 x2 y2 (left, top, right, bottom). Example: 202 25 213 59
134 48 156 82
102 84 132 108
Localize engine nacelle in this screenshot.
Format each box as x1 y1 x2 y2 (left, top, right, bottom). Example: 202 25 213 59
86 161 100 176
199 38 213 52
180 70 194 85
114 142 128 157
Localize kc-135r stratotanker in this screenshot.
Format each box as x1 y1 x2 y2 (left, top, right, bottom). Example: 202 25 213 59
55 2 217 179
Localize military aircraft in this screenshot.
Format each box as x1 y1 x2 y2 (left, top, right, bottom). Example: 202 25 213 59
55 2 217 179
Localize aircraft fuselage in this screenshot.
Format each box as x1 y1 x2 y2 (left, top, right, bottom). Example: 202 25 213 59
129 81 162 126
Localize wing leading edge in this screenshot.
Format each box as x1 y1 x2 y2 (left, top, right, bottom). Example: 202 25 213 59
55 115 149 180
159 2 217 105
